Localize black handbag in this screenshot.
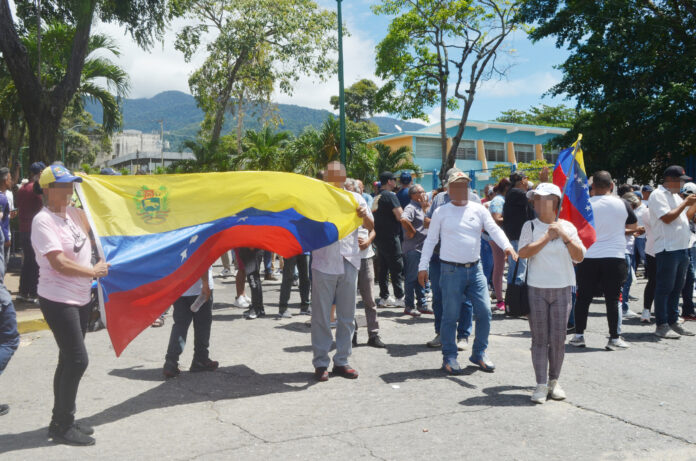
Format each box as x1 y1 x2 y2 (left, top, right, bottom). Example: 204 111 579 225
504 223 533 317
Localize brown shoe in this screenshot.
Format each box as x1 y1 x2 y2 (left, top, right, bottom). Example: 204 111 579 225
332 364 359 379
314 367 329 382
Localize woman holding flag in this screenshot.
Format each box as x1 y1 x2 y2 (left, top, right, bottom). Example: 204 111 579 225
518 183 585 404
31 165 110 446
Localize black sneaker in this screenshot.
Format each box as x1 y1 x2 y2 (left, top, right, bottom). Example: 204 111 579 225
49 421 94 437
50 425 95 446
352 331 358 346
256 307 266 318
190 358 219 372
163 363 180 379
243 309 258 319
367 336 386 348
0 404 8 416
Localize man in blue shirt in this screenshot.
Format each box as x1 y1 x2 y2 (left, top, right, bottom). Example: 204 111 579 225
397 172 412 209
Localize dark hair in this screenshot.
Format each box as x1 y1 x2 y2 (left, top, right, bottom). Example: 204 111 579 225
592 171 613 190
617 183 632 197
0 167 9 183
315 170 325 181
509 172 527 186
33 180 43 195
494 177 511 195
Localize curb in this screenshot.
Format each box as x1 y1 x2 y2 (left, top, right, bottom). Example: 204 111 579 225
17 317 50 335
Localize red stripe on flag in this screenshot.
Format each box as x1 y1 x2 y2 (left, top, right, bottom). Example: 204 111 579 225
559 196 596 249
105 225 303 356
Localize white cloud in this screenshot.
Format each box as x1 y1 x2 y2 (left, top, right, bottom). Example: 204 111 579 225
476 72 562 99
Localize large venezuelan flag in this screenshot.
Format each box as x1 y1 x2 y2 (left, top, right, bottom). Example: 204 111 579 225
552 136 597 249
76 171 362 356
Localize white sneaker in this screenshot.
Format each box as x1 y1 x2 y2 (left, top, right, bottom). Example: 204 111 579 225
218 268 233 278
622 309 640 319
392 297 405 308
547 380 566 400
605 337 630 351
531 384 548 404
426 334 441 348
568 335 585 347
234 296 250 308
456 338 469 351
641 309 651 323
242 295 252 304
378 296 396 307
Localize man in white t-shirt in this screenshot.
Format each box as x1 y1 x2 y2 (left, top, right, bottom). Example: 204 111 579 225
418 172 516 374
649 165 696 339
570 171 637 349
163 267 217 378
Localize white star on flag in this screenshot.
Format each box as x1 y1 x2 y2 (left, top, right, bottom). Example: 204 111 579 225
237 216 248 222
180 249 187 262
585 205 591 211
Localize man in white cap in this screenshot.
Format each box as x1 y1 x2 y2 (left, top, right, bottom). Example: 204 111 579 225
418 171 517 374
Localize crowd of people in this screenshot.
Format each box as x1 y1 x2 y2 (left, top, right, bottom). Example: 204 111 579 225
0 159 695 446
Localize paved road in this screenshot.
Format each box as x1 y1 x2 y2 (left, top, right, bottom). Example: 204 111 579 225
2 264 696 460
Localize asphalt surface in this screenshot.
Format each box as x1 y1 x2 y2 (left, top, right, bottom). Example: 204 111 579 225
1 263 696 460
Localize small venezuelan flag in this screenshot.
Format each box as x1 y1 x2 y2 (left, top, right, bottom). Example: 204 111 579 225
76 172 362 356
552 136 597 249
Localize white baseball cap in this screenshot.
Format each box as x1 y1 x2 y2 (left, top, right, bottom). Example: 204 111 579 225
526 182 563 200
682 182 696 195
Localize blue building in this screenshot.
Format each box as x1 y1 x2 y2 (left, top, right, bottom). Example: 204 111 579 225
366 119 569 192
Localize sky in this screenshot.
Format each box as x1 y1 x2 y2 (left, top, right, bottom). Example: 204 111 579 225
90 0 572 125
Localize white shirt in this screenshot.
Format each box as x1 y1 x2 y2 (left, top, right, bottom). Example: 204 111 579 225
419 201 511 272
635 205 655 256
585 195 634 259
634 203 648 239
649 185 691 253
312 191 369 274
5 190 12 240
357 226 374 259
182 267 214 297
518 218 585 288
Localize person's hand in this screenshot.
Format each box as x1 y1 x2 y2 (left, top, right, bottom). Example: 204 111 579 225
504 247 518 262
93 261 110 278
547 222 566 241
358 237 371 251
357 205 369 218
635 226 646 236
418 270 428 287
201 282 212 301
686 195 696 206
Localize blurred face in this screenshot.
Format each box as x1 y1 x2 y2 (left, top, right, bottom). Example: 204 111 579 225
356 180 364 194
533 194 559 222
325 162 347 188
2 174 12 189
642 190 651 200
448 180 469 203
344 181 355 192
664 177 683 194
45 182 74 213
410 187 426 202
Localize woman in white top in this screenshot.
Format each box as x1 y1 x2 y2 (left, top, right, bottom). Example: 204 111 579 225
518 183 586 404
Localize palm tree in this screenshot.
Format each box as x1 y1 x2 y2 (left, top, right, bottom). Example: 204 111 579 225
168 138 231 173
373 142 421 178
231 125 292 171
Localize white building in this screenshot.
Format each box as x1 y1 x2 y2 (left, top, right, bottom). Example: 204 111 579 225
96 130 194 173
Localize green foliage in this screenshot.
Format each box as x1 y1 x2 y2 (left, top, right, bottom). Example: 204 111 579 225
520 0 696 182
330 79 384 122
168 138 231 173
490 159 554 182
231 126 292 171
118 168 130 175
496 105 582 129
153 166 167 175
373 143 421 179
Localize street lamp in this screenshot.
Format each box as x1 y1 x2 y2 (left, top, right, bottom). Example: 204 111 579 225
336 0 346 166
61 124 83 165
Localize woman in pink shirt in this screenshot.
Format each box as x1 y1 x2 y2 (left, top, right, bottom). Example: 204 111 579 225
31 165 110 446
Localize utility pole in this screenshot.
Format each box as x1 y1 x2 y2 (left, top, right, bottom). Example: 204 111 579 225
159 119 164 169
336 0 346 166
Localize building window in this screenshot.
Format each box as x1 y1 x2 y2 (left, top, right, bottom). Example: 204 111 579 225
544 149 560 164
455 140 477 160
484 141 506 163
515 143 535 163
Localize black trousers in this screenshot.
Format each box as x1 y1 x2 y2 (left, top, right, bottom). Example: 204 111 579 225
19 232 39 297
375 236 404 300
574 257 628 339
644 254 656 312
279 254 310 308
39 297 90 429
239 248 264 310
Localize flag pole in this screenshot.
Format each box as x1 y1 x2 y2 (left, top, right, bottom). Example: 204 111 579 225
556 134 583 221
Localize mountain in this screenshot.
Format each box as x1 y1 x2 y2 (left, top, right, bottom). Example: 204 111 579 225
84 91 424 150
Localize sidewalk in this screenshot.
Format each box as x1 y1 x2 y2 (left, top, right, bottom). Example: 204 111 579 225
4 270 48 334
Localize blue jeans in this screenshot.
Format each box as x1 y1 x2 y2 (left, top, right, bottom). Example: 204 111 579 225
635 238 646 269
429 253 472 339
481 237 493 286
0 300 19 374
654 249 690 326
680 246 696 316
263 251 273 273
506 240 527 286
621 253 635 311
404 249 426 308
439 261 490 361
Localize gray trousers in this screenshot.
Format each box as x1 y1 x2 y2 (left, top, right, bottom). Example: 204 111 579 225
357 257 379 337
311 260 358 368
527 286 573 385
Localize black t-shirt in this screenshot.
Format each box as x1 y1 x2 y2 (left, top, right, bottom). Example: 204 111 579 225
503 187 535 240
374 190 402 241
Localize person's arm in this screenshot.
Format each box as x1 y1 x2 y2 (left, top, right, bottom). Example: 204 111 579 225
45 251 109 279
491 212 503 226
482 207 517 260
400 206 416 239
548 221 585 262
392 206 403 221
359 228 376 251
687 200 696 221
417 208 442 286
200 272 211 301
356 194 374 231
623 200 638 232
517 221 548 259
659 194 696 224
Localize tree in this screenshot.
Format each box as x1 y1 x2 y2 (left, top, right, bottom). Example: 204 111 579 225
490 159 553 182
230 126 292 171
373 143 421 179
520 0 696 183
496 104 581 129
330 79 383 122
171 0 338 146
0 0 172 163
374 0 525 180
168 137 232 173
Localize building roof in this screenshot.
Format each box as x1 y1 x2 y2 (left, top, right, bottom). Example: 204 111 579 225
366 119 570 143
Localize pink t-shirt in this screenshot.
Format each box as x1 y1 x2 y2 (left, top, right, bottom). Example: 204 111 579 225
31 206 93 305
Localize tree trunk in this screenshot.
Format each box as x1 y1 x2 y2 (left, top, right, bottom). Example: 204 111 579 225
448 99 474 174
236 88 245 154
26 111 61 164
210 50 249 145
